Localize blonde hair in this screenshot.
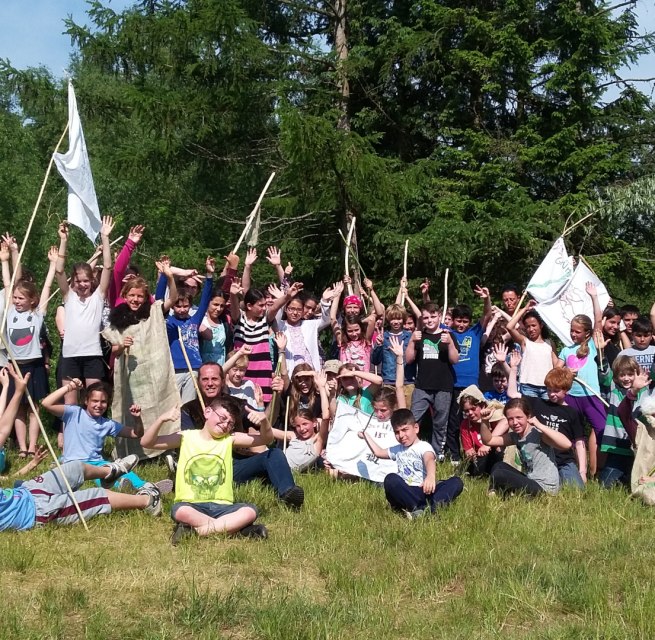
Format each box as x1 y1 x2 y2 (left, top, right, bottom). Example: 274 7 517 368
571 314 593 358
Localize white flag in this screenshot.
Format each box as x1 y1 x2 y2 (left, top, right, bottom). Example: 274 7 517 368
535 261 610 345
527 237 574 304
53 81 101 243
245 206 261 247
325 403 398 483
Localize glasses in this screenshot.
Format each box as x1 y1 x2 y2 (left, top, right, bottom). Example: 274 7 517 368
210 406 234 430
287 306 304 313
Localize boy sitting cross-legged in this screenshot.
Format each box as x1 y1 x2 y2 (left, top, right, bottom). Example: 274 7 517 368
141 396 274 544
359 408 464 519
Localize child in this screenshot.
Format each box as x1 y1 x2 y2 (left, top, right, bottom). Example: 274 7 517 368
224 346 265 412
506 301 557 399
288 365 322 418
617 315 655 374
102 259 181 459
199 287 233 366
272 372 330 471
484 355 510 405
141 397 274 544
556 282 606 477
371 336 408 421
230 279 301 405
332 363 383 417
458 387 505 477
621 304 640 342
2 245 57 456
446 287 493 463
55 218 114 406
508 355 587 487
481 398 573 497
0 456 161 531
599 356 649 488
41 378 159 493
359 408 464 519
405 302 460 461
165 257 215 404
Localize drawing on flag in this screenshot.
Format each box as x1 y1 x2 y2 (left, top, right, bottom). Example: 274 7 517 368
325 402 398 483
53 80 102 243
526 237 574 303
535 261 610 344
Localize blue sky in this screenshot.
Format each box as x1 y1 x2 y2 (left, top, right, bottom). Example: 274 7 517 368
0 0 653 99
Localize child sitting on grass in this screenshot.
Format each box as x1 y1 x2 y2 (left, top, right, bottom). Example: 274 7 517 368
359 408 464 519
141 396 274 545
41 378 159 494
272 371 330 471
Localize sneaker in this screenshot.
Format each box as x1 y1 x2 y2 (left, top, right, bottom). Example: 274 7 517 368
154 478 174 495
171 522 195 546
100 455 139 489
237 524 268 539
136 482 162 516
165 453 177 475
280 485 304 510
437 454 446 463
403 508 427 520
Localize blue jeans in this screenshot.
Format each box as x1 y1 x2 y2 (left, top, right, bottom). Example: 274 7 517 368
233 448 295 497
520 384 549 400
599 453 633 488
558 460 584 488
383 473 464 513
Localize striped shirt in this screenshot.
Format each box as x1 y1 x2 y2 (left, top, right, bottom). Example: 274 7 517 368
233 315 273 403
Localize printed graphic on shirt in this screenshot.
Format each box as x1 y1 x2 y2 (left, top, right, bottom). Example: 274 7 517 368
183 454 226 501
423 337 442 360
459 335 473 361
517 443 534 475
9 312 36 348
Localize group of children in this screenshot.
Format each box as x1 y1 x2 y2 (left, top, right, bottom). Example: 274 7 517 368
1 221 655 540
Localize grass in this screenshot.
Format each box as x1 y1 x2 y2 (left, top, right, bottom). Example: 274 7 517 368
1 452 655 640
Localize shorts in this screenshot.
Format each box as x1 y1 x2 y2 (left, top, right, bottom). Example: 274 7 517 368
59 355 107 382
7 359 49 404
171 500 258 521
23 461 111 526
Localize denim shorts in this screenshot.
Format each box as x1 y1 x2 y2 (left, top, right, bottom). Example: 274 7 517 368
171 501 258 521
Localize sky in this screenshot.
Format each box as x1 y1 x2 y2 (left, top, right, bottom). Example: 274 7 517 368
0 0 653 98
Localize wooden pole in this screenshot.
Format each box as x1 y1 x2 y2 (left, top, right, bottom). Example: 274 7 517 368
510 291 528 320
283 396 290 452
562 210 596 237
177 327 205 411
232 172 275 255
337 229 368 280
344 217 356 295
1 123 69 336
443 268 449 320
400 240 409 305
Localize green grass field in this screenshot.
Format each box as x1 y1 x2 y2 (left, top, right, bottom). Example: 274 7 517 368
1 455 654 640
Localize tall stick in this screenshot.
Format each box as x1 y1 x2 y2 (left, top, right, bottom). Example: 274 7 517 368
337 229 368 280
400 240 409 305
344 217 356 295
283 396 290 452
562 210 596 237
574 376 609 408
232 172 276 255
0 334 89 530
442 268 449 319
1 124 69 336
177 327 205 411
511 291 528 320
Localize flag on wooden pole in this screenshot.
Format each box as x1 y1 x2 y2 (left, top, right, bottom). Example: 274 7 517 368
53 80 102 243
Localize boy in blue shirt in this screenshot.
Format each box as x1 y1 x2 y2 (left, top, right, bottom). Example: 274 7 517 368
446 286 493 463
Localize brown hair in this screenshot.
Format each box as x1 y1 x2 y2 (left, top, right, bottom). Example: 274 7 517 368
290 364 318 417
13 280 39 310
503 397 533 418
120 277 150 301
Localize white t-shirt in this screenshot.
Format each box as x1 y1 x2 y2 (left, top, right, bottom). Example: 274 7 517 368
62 289 105 357
388 440 435 487
5 305 44 361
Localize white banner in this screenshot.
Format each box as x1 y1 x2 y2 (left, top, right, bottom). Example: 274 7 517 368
527 237 574 304
536 261 610 345
53 81 102 243
325 402 398 483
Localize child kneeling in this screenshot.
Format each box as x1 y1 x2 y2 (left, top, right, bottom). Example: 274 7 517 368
360 409 464 519
142 396 273 544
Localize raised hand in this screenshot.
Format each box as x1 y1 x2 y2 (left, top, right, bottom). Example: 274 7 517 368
0 242 9 263
1 234 18 252
129 404 142 418
267 283 284 299
100 215 115 238
230 278 243 297
493 343 508 364
273 331 287 351
412 330 422 342
206 256 216 274
287 281 304 297
633 370 650 392
239 344 253 356
585 282 598 297
128 225 146 244
419 278 430 295
245 247 258 267
47 246 59 263
224 252 240 270
388 335 404 358
266 246 281 266
363 278 373 291
57 222 69 241
156 255 172 276
509 349 522 369
284 262 293 276
161 405 181 423
473 285 490 299
315 371 328 389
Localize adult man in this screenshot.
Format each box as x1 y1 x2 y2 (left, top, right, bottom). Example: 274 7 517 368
181 362 304 509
